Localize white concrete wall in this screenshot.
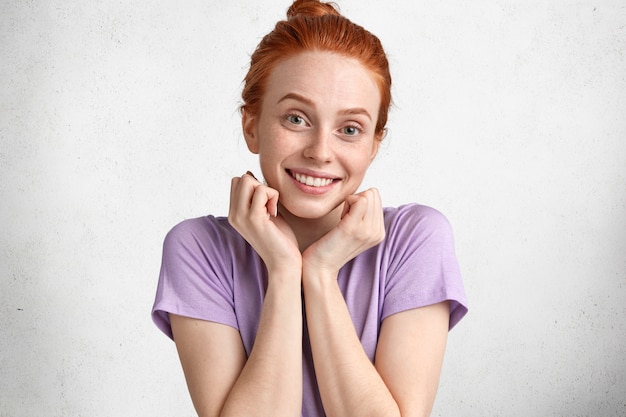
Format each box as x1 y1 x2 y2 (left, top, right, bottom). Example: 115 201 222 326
1 1 624 415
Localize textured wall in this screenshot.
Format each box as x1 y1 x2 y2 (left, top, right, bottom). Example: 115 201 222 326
1 1 625 416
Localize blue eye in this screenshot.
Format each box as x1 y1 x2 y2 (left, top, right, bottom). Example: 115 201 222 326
287 114 305 125
342 125 360 136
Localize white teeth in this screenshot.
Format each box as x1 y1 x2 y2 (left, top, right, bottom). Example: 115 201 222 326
293 172 333 187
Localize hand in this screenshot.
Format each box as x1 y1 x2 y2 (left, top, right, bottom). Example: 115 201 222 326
228 172 301 274
302 188 385 277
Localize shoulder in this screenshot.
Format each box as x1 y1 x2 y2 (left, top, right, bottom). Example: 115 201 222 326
383 203 454 241
384 203 449 222
162 215 244 256
153 216 247 337
381 203 459 265
379 204 468 328
165 215 237 243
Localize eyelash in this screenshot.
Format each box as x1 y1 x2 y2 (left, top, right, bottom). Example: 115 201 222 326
286 113 307 126
284 113 363 136
342 124 362 136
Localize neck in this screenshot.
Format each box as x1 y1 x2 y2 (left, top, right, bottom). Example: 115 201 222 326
278 203 344 252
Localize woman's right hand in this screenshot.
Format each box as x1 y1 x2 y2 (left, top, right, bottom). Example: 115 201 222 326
228 172 302 274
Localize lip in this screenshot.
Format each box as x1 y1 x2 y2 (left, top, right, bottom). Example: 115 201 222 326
286 168 340 195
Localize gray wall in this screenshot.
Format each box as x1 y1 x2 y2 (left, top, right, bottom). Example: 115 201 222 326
1 0 625 415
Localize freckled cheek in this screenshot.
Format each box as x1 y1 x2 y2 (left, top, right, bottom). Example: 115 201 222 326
346 154 374 175
261 128 295 151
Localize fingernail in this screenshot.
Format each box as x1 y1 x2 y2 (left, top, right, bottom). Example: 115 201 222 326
245 170 257 179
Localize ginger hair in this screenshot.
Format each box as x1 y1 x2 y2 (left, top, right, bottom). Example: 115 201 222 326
241 0 392 139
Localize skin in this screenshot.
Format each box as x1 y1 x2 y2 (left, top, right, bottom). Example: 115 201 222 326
170 51 450 417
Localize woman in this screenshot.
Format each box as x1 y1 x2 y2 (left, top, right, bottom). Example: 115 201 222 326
152 1 468 416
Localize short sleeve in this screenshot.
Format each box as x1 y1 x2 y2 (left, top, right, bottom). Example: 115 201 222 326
151 217 239 339
381 204 468 329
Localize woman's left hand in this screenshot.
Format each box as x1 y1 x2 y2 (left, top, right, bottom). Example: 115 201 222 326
302 188 385 277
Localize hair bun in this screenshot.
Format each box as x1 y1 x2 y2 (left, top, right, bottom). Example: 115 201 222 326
287 0 341 19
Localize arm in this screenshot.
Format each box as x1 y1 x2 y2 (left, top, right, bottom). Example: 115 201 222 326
302 275 400 417
375 302 450 417
221 272 302 416
302 188 398 416
302 190 451 417
171 270 302 417
303 281 450 417
170 315 245 416
169 173 304 417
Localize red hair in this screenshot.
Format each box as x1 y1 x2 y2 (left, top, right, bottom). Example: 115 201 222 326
241 0 392 139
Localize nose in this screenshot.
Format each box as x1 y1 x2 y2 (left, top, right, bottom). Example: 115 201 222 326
303 128 334 163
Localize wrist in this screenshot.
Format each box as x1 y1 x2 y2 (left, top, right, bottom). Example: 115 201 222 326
302 262 339 290
266 263 303 284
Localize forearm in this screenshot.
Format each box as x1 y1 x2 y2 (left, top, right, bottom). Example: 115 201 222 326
221 273 302 417
302 273 400 417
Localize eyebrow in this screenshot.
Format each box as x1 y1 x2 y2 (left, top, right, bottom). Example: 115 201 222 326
277 92 373 121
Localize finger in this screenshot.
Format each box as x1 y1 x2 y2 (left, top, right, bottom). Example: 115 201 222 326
365 188 379 219
366 188 385 240
242 171 277 217
266 189 279 218
340 198 351 219
230 174 260 216
229 176 242 215
360 188 380 221
343 193 368 221
250 184 279 218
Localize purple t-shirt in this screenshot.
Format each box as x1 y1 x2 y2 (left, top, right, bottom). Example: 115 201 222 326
152 203 468 416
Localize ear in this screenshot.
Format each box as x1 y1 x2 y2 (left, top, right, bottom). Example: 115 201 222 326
242 109 259 154
370 128 388 161
369 135 382 161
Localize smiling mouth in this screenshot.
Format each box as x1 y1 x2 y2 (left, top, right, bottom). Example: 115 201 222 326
288 170 336 187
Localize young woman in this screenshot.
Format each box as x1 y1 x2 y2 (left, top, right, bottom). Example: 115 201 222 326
152 1 468 416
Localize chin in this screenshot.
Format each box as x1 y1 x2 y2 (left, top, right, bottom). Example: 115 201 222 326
281 199 343 221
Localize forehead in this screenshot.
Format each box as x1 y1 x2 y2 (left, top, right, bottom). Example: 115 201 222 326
263 51 381 114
